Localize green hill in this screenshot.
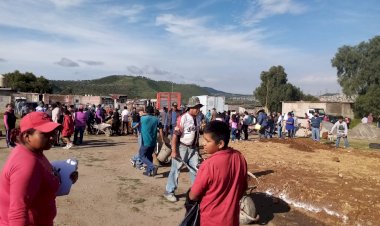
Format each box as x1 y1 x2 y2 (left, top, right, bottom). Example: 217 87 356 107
50 75 211 102
50 75 256 104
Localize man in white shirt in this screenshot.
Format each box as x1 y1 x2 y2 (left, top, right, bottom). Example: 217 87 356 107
242 111 251 140
164 97 203 202
276 112 284 138
330 116 349 148
51 102 62 146
51 103 61 123
121 106 130 135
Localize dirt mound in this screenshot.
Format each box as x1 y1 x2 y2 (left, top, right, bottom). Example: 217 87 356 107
349 123 380 140
262 138 335 152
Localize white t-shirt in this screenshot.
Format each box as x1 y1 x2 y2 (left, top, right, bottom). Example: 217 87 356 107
52 107 61 123
331 121 348 137
121 109 130 122
175 112 198 146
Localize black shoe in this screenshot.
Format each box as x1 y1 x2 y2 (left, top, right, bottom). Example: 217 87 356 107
151 167 158 176
143 171 152 177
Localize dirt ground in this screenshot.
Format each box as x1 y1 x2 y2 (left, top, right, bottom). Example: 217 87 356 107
0 134 379 226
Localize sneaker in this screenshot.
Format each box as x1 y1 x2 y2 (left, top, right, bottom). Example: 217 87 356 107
164 192 178 202
130 159 136 167
67 143 73 149
62 145 68 149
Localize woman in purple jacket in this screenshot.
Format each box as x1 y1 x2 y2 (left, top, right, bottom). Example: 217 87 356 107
74 105 88 145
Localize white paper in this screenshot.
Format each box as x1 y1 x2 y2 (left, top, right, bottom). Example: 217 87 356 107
51 159 78 196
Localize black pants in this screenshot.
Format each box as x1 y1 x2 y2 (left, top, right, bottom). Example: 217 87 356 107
242 125 249 140
6 128 15 147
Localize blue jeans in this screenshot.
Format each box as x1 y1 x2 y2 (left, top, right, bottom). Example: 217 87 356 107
139 145 155 172
311 127 320 141
277 126 283 138
131 133 143 167
265 127 273 138
74 126 85 144
336 136 349 148
287 129 294 138
166 145 199 194
132 122 140 135
231 128 237 141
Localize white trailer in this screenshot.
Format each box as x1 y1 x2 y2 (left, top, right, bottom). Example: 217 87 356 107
197 95 225 115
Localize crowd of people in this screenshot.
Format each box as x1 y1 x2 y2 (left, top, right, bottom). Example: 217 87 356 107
128 97 248 225
1 98 379 226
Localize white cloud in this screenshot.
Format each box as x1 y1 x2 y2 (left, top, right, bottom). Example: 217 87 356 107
47 0 85 8
105 4 145 23
242 0 307 25
155 14 270 55
154 0 181 10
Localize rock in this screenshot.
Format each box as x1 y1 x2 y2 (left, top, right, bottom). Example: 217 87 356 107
338 173 343 178
332 157 340 162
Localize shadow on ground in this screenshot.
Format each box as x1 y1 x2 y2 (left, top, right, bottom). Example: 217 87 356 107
53 139 134 150
251 192 327 226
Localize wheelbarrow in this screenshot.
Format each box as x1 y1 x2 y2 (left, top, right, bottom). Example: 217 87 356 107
93 122 112 136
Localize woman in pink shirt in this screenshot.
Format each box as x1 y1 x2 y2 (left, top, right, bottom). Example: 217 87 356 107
229 113 238 142
0 112 78 226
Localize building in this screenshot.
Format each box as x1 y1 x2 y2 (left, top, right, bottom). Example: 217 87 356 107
282 101 354 119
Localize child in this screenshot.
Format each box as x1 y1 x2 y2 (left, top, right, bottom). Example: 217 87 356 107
62 110 74 149
189 120 247 226
285 112 295 138
229 114 238 142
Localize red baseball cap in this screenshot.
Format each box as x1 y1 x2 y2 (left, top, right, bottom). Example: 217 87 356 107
20 112 61 133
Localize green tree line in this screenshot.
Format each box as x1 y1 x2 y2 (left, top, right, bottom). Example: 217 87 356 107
3 70 53 93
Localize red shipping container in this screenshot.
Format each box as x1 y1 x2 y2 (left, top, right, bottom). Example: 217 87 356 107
156 92 181 110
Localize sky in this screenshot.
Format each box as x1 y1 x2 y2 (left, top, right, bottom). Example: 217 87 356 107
0 0 379 95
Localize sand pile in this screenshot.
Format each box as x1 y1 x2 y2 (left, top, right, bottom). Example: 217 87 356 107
349 123 380 140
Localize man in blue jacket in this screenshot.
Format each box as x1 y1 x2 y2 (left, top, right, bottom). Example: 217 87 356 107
310 112 322 141
257 109 268 139
139 106 164 176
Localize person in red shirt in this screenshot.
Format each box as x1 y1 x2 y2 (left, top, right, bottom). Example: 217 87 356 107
0 112 78 226
189 120 248 226
62 110 74 149
3 103 17 148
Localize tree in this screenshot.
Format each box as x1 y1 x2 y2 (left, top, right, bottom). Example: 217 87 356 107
352 86 380 118
254 66 316 112
3 70 53 93
331 36 380 117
